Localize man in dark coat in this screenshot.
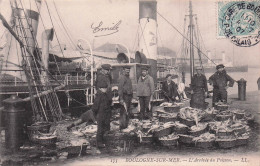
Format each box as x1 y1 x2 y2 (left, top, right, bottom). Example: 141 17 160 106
209 64 234 107
190 66 208 109
161 74 178 102
118 66 133 128
137 66 155 120
93 64 113 148
92 80 112 149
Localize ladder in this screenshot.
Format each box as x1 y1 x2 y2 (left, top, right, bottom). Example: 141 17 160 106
10 1 63 122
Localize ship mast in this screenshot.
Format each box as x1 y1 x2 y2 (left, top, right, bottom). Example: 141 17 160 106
188 0 195 81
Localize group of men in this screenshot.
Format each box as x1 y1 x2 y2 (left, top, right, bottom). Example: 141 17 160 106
67 63 235 149
190 64 234 109
91 64 155 148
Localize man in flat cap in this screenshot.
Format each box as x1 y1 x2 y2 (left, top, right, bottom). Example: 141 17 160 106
92 80 112 149
94 64 113 148
118 66 133 129
137 66 155 120
190 66 208 109
209 64 234 107
161 74 178 103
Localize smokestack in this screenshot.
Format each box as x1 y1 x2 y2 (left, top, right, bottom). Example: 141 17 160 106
139 0 157 82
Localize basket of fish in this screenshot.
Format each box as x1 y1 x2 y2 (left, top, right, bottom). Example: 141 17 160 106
31 130 57 145
232 109 245 119
137 131 154 143
172 122 189 134
178 134 195 144
158 113 178 123
193 133 215 149
178 107 203 127
189 123 208 137
27 122 51 138
158 133 179 146
215 102 229 111
230 123 247 135
153 126 172 138
236 134 249 146
216 136 237 149
216 111 232 121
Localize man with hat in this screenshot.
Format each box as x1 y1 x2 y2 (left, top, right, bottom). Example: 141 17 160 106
161 74 178 102
92 78 112 149
209 64 234 107
137 66 155 120
190 66 208 109
94 64 113 148
118 66 133 129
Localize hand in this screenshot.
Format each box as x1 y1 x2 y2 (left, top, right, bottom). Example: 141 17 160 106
190 90 194 94
120 99 124 105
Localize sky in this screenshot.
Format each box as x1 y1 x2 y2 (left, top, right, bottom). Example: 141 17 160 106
0 0 260 66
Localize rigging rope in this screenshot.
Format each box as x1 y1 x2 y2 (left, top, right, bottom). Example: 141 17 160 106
156 11 216 65
52 0 77 49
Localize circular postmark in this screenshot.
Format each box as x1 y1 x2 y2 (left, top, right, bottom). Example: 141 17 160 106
220 1 260 47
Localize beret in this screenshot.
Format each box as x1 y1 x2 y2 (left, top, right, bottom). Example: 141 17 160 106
216 64 225 70
166 74 172 78
195 66 203 70
101 64 112 70
141 66 149 70
123 66 131 69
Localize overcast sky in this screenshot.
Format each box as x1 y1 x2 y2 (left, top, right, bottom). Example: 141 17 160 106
0 0 259 66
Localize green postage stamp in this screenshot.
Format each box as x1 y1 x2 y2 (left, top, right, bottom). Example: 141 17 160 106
217 1 260 47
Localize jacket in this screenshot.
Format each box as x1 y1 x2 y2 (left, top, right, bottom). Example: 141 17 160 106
191 74 208 92
136 75 155 97
95 72 112 99
118 74 133 99
209 70 234 90
161 80 178 98
92 90 112 115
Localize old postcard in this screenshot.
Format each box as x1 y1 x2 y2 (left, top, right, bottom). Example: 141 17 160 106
0 0 259 166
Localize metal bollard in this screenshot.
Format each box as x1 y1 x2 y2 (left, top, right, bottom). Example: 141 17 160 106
3 95 26 152
237 78 247 101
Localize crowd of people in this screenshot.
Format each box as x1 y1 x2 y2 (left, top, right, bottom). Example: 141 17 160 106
67 63 235 149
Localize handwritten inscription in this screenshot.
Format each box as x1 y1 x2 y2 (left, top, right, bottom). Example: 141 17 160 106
91 20 122 37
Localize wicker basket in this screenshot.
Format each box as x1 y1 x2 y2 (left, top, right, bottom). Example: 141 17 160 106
164 105 180 113
34 136 57 145
139 135 154 143
216 138 236 148
178 117 195 127
63 144 87 155
236 136 249 146
215 129 234 137
173 126 188 134
195 140 215 149
27 122 51 142
189 126 208 137
159 137 179 146
153 127 172 138
233 126 246 135
234 112 245 119
159 115 177 123
216 114 232 121
216 105 229 111
178 134 195 144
